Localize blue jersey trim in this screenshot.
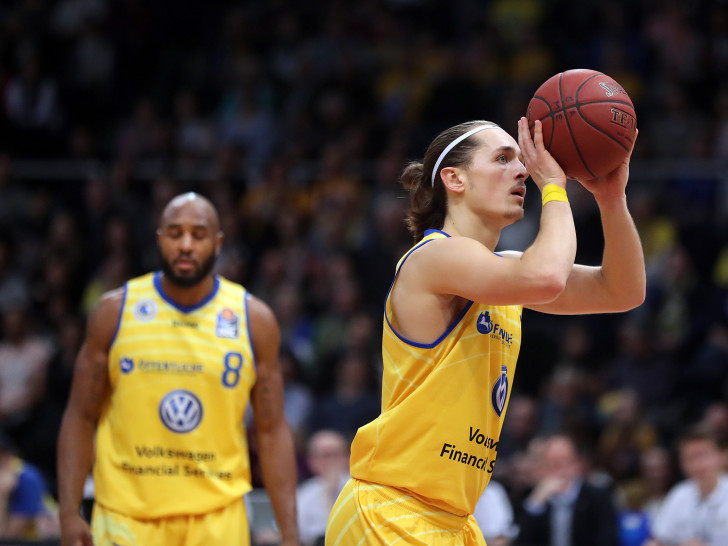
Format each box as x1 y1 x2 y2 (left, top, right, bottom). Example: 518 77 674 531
386 299 474 349
153 271 220 314
423 228 450 238
109 284 127 347
384 229 474 349
245 292 257 373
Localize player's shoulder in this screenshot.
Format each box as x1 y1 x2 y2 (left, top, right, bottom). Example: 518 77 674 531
401 234 495 272
245 293 276 327
96 286 126 318
86 286 126 340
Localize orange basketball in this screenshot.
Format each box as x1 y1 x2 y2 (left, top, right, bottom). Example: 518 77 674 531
526 69 637 180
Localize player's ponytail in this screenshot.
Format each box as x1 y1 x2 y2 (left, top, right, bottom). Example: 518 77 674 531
401 120 498 242
400 161 445 242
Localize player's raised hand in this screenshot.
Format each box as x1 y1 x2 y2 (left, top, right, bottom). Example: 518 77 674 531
517 117 567 191
577 130 638 200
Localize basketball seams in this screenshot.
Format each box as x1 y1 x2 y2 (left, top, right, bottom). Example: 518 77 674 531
574 75 634 154
575 104 631 153
530 95 555 149
528 69 635 179
559 72 596 179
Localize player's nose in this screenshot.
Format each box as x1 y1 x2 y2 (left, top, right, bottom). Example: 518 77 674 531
179 232 194 251
515 160 528 179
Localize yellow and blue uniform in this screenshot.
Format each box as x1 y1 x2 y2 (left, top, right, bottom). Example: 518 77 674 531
327 230 522 545
92 272 256 545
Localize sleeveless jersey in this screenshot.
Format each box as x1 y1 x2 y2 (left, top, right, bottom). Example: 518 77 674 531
96 272 257 518
350 229 522 516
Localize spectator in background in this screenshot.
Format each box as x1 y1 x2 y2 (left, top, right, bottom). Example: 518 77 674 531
0 232 30 313
597 389 659 482
0 429 59 540
495 394 538 478
473 480 516 546
0 306 52 445
514 434 620 546
605 318 677 432
617 446 675 536
297 430 349 546
536 366 600 444
307 350 380 440
279 346 314 451
4 47 61 156
700 401 728 452
647 425 728 546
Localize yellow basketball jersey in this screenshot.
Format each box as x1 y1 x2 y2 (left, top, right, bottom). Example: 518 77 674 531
96 272 257 518
350 230 522 516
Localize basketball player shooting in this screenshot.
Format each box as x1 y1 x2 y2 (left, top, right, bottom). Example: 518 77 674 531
325 117 645 544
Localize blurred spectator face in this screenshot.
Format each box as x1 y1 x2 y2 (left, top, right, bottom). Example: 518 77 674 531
506 395 537 439
540 436 582 485
702 403 728 444
336 353 370 391
547 367 581 407
48 211 78 247
613 389 642 425
85 175 110 213
345 313 375 353
307 430 349 478
679 437 725 484
640 447 672 489
272 283 302 325
510 437 546 491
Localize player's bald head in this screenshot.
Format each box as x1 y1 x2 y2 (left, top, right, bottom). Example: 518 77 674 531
159 192 220 232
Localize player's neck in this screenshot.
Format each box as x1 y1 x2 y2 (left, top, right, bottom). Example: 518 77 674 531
442 214 500 251
159 274 216 307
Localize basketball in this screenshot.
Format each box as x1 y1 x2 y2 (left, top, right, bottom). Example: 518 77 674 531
526 69 637 180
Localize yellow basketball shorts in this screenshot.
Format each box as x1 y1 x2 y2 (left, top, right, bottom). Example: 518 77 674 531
91 496 249 546
325 478 487 546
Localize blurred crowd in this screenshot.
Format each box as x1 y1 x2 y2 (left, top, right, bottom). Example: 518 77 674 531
1 0 728 543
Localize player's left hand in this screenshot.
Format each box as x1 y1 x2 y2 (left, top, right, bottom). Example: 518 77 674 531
577 130 638 201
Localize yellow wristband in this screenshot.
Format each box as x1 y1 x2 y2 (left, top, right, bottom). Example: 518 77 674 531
541 183 569 206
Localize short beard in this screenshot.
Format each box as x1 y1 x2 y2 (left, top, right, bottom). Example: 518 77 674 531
159 251 217 288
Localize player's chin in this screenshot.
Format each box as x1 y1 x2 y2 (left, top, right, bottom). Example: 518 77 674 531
171 269 203 286
504 207 525 222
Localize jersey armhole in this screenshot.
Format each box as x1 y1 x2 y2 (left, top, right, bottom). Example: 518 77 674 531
244 292 258 374
384 236 473 349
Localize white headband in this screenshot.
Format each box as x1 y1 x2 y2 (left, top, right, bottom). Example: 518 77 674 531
431 124 498 186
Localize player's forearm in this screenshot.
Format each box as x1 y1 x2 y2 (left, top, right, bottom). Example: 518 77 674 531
57 408 96 519
596 194 646 310
257 422 299 543
521 200 577 297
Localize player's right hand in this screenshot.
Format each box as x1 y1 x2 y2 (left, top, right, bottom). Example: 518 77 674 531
60 513 94 546
517 117 567 191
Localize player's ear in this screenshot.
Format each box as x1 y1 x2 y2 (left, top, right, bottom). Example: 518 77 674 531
440 167 465 193
156 228 163 246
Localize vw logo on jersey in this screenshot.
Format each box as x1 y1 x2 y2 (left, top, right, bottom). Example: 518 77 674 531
477 311 494 334
491 365 509 417
159 390 203 433
133 299 158 322
120 357 134 374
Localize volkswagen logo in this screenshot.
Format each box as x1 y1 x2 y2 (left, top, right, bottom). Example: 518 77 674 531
159 390 203 433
